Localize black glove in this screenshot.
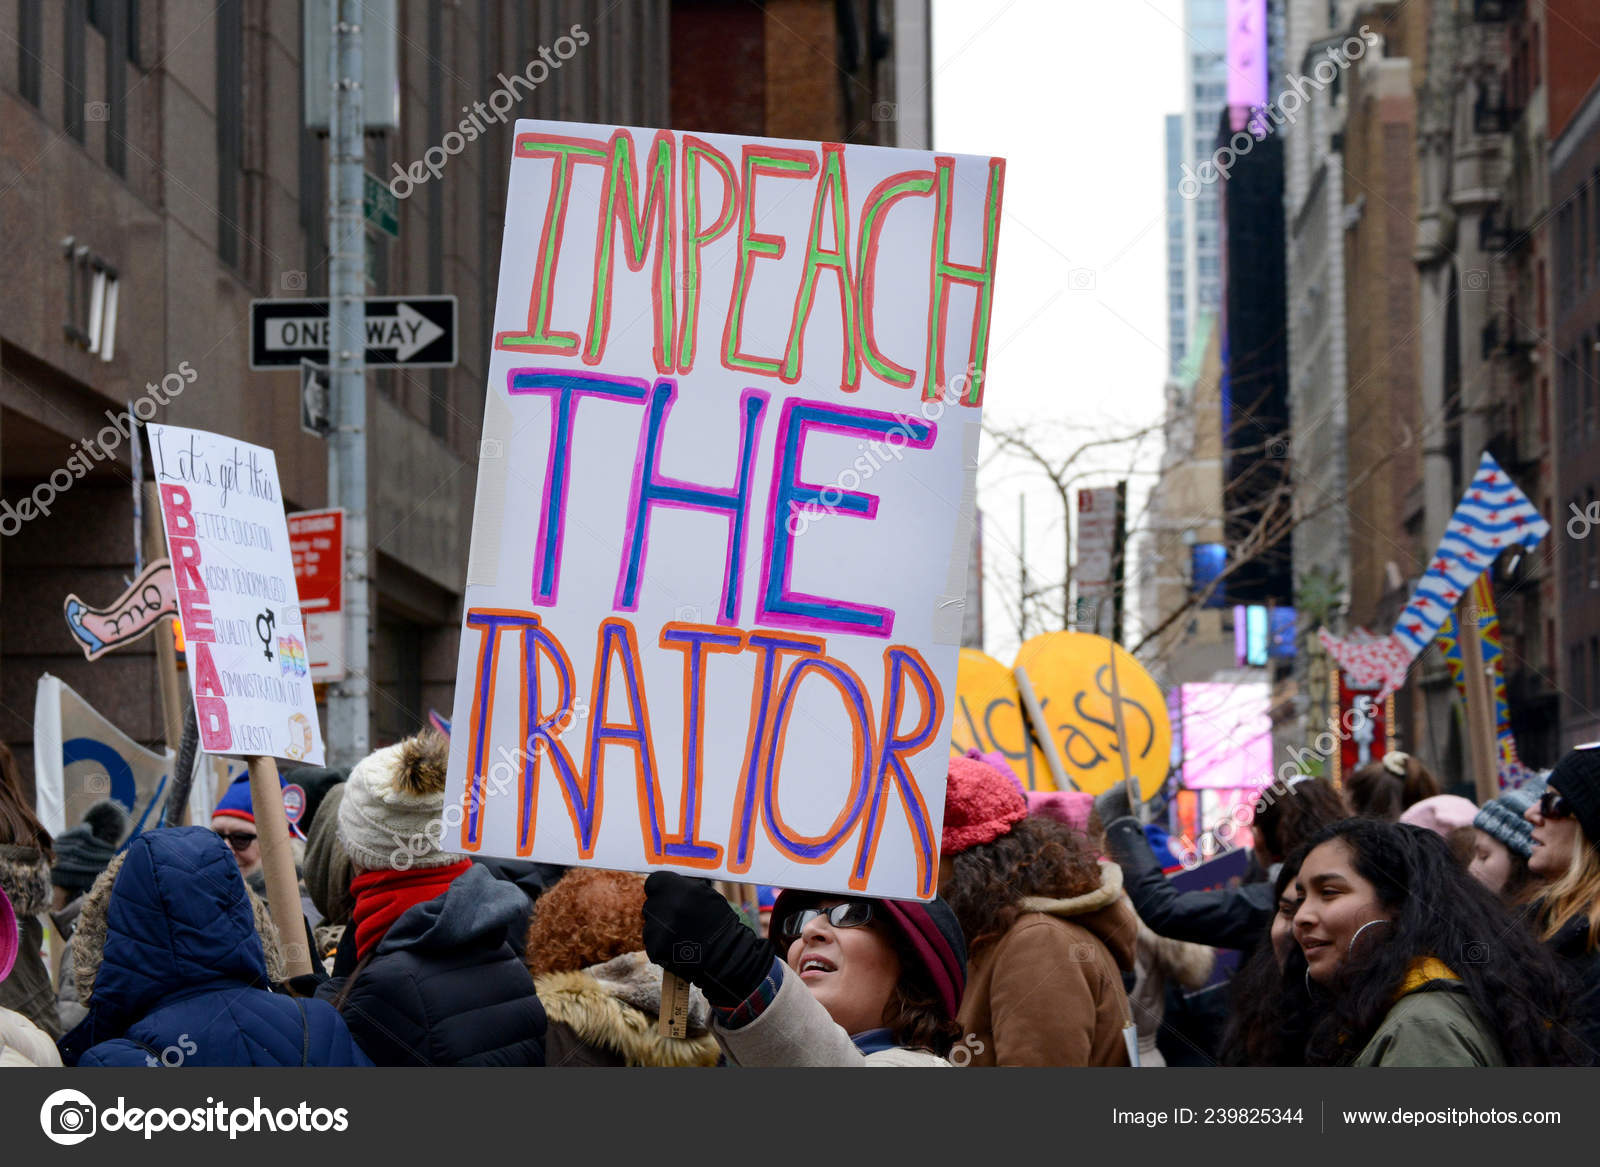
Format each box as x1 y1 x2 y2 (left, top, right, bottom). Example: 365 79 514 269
1094 779 1132 826
643 871 773 1008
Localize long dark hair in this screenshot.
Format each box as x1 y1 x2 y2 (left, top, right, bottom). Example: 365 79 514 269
1251 776 1349 862
1298 819 1582 1066
1345 755 1440 820
1220 846 1316 1065
943 814 1104 955
0 741 52 860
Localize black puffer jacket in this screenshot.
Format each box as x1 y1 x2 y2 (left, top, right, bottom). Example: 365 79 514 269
1544 911 1600 1064
1104 817 1275 952
317 863 546 1065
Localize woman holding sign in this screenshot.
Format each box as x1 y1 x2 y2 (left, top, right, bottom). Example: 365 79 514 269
643 873 967 1066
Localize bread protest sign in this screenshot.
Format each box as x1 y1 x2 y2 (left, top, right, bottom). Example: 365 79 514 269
444 121 1004 898
149 424 326 766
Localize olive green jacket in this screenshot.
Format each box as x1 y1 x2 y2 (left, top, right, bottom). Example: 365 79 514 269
1353 964 1504 1067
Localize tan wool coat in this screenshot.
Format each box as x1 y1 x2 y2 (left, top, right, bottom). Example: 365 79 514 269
956 860 1140 1066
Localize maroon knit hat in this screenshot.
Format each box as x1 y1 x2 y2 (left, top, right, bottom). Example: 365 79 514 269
941 755 1028 855
768 889 968 1022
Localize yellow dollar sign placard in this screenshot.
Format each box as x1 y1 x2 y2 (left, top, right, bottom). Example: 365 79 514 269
1012 631 1171 798
948 648 1058 791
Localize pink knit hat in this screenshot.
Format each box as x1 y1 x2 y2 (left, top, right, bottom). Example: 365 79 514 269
1399 794 1479 837
1027 790 1095 835
942 755 1028 855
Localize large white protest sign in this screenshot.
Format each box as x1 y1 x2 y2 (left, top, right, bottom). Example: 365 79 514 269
150 424 325 766
445 121 1004 898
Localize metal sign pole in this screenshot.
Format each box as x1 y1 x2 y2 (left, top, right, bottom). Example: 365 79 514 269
326 1 369 768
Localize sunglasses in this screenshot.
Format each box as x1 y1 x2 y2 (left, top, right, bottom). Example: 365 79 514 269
215 830 258 852
779 901 875 941
1539 789 1572 820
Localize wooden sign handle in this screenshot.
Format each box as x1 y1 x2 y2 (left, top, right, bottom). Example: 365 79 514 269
659 969 690 1038
1105 637 1144 823
1014 665 1076 791
246 755 314 981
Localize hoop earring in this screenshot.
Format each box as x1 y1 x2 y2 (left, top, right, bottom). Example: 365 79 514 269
1348 918 1392 955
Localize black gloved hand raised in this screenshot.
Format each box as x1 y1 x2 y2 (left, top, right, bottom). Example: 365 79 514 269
1094 779 1133 827
643 871 773 1008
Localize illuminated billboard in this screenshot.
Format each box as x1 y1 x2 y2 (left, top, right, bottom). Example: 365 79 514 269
1226 0 1268 130
1172 681 1273 790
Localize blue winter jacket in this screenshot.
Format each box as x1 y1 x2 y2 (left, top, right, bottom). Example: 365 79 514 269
59 827 370 1067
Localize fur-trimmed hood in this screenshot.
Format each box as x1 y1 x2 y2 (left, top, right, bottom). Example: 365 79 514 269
73 837 286 1008
0 843 51 918
536 951 720 1067
1016 859 1139 970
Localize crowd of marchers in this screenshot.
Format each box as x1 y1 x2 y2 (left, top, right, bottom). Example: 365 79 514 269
2 731 1598 1068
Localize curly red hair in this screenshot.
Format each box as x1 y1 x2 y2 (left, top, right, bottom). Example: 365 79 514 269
524 868 648 976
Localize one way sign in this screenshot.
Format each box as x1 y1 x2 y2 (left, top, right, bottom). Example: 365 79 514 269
249 296 457 369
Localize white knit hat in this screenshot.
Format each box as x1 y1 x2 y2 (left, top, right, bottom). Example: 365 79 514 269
338 731 462 871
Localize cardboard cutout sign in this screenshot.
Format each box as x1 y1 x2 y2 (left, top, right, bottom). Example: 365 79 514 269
63 560 177 661
33 674 172 842
1012 632 1170 797
949 648 1056 791
445 121 1005 899
148 424 326 765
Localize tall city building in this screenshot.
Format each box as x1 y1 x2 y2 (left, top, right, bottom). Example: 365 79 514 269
1166 113 1188 373
1548 0 1600 750
1166 0 1228 380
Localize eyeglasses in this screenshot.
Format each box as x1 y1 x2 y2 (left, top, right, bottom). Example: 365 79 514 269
780 901 874 941
215 831 258 852
1539 789 1572 820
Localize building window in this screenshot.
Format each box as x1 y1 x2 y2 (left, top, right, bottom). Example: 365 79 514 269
64 0 86 142
216 0 243 267
297 0 327 297
88 0 138 62
1590 489 1600 592
1570 498 1584 596
1559 206 1573 310
1574 184 1587 291
1567 349 1581 442
427 1 448 440
18 0 42 106
1580 336 1593 435
1594 170 1600 286
91 0 131 175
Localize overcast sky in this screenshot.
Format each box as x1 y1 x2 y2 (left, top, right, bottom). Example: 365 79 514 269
931 0 1187 661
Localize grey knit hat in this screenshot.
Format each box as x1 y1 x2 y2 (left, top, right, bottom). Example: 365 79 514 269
338 730 462 871
1473 780 1545 859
